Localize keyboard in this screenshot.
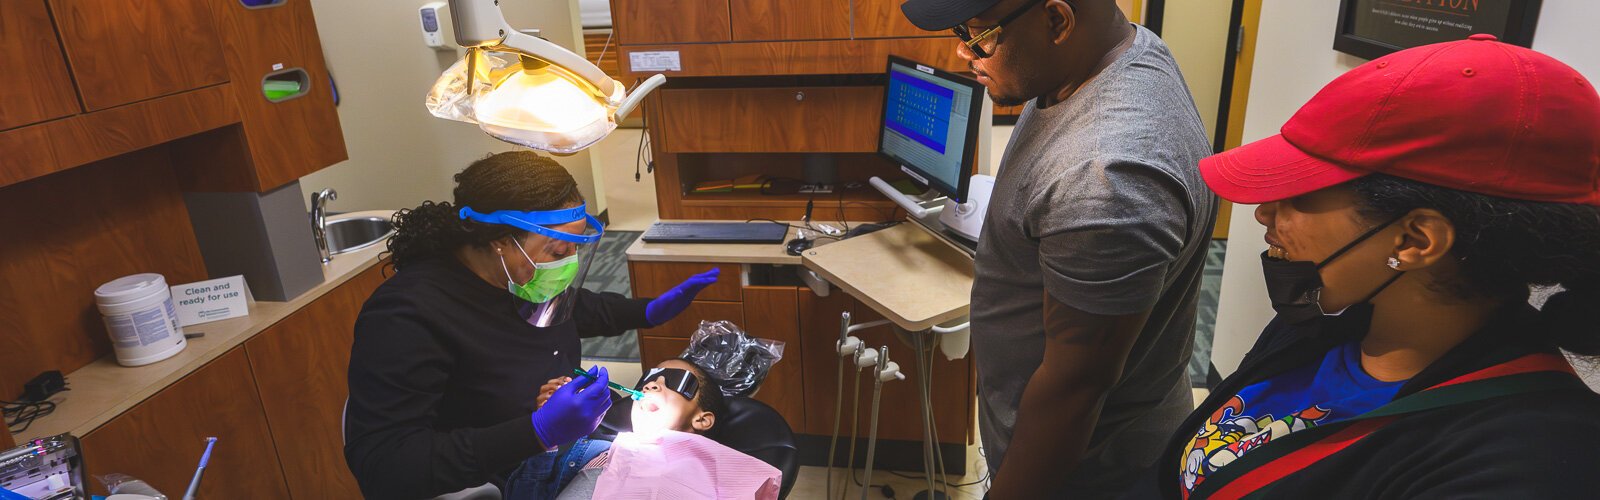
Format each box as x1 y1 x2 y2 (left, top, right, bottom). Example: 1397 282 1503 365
641 222 790 244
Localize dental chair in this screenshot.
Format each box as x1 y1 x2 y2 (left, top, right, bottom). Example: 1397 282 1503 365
598 395 799 499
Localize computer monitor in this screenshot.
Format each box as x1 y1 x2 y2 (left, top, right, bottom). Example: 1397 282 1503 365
878 56 985 203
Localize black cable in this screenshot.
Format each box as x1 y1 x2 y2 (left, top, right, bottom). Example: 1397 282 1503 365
887 470 990 488
634 78 651 182
838 188 851 233
742 219 842 241
2 399 57 434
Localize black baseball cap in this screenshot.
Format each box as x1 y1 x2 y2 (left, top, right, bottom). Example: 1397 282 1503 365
901 0 1003 31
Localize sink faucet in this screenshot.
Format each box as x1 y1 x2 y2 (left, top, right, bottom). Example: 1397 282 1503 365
311 188 337 263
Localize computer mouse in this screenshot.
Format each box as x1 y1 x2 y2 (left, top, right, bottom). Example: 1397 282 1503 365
784 238 814 256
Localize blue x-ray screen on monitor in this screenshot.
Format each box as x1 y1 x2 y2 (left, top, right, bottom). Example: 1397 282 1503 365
881 61 975 199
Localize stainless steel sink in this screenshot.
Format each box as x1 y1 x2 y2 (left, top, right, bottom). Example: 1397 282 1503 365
324 216 394 255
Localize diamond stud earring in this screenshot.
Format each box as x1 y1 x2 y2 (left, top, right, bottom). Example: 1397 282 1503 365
1386 257 1401 270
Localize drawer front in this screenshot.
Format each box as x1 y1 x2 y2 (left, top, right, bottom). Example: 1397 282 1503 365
659 86 884 153
640 300 745 339
630 261 742 302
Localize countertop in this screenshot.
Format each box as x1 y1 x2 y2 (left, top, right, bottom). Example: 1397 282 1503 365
15 210 394 442
801 223 974 331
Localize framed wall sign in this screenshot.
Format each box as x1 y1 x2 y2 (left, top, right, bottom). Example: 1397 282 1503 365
1335 0 1542 60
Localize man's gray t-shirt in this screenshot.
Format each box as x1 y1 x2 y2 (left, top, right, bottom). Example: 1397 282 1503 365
973 25 1216 496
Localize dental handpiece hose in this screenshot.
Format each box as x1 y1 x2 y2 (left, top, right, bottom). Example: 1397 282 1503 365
182 436 217 500
861 346 893 500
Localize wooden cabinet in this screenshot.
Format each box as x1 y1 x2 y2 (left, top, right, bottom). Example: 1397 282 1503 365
640 336 692 368
630 262 743 301
636 286 808 430
50 0 228 112
659 87 884 153
733 0 851 41
244 265 387 499
0 0 79 130
797 289 971 444
205 0 348 191
79 349 292 497
645 300 745 339
852 0 940 39
634 265 975 449
741 287 807 428
612 0 731 45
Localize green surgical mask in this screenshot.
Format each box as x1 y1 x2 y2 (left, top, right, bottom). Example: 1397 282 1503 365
501 241 581 304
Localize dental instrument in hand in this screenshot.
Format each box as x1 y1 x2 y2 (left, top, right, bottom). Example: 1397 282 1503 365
573 367 645 400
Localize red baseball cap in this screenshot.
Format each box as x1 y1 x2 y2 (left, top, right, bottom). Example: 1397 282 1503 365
1201 34 1600 206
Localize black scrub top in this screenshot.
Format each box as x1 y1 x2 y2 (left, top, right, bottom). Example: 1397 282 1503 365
343 255 651 499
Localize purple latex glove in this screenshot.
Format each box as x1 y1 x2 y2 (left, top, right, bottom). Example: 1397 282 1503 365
645 268 720 326
531 365 612 450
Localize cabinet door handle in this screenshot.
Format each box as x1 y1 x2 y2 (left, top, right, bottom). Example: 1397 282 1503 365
795 91 805 102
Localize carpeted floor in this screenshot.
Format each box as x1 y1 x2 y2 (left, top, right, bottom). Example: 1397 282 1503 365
579 231 645 361
582 231 1227 386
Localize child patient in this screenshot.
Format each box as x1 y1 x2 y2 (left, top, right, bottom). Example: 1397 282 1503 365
506 358 782 500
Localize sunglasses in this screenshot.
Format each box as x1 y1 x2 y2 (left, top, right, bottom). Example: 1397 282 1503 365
634 367 700 401
952 0 1068 59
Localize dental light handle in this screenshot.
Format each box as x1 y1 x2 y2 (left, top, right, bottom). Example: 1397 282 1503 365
447 0 618 96
615 74 665 121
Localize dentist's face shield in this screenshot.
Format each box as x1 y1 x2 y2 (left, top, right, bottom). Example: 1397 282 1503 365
460 204 605 327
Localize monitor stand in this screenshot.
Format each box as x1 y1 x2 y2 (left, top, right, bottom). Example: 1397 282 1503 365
868 176 946 218
907 209 977 257
869 174 992 256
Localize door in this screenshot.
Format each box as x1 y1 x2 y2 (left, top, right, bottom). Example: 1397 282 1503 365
611 0 731 45
50 0 228 111
1210 0 1264 239
0 0 79 130
244 265 387 499
851 0 932 39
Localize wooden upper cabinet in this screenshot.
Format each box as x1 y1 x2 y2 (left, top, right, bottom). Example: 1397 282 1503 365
50 0 228 112
853 0 939 39
612 0 731 45
0 1 79 130
206 0 347 191
659 86 884 153
732 0 850 41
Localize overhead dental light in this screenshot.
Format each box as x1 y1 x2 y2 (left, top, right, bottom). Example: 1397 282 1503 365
425 0 665 154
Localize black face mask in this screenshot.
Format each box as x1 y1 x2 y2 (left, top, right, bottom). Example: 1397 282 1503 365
1262 216 1406 324
634 367 700 401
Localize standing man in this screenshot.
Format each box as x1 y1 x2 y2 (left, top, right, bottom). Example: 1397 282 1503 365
899 0 1215 497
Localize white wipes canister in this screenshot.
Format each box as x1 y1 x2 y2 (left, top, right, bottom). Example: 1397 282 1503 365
95 273 187 366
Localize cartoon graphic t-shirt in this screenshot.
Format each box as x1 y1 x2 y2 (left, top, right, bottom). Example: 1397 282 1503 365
1179 341 1405 496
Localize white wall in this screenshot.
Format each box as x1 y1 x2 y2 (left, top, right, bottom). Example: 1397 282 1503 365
1211 0 1600 377
300 0 603 215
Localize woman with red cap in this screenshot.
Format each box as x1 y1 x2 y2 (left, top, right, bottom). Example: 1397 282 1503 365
1135 36 1600 499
